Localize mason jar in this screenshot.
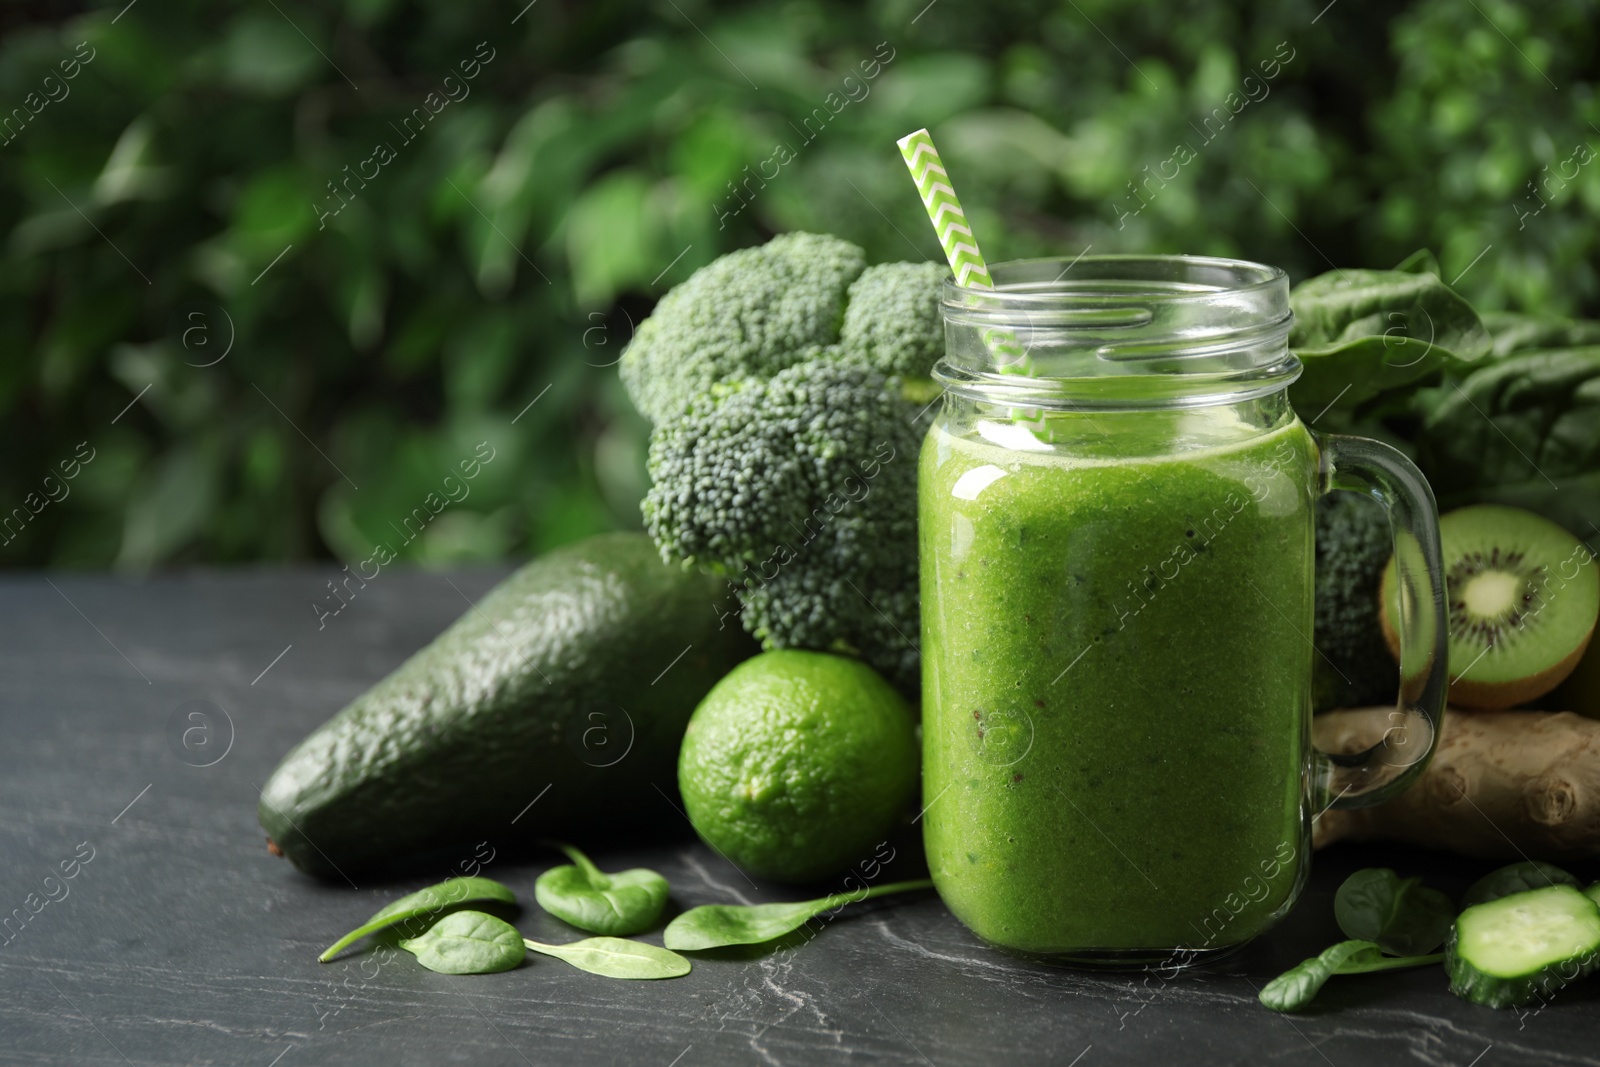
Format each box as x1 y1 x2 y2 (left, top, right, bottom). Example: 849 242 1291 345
918 255 1448 965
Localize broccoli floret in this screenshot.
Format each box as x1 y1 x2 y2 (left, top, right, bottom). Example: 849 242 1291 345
642 358 924 693
619 233 867 424
839 261 950 382
627 233 948 695
1313 491 1398 711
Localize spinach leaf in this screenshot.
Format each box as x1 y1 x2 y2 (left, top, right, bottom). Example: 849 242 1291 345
534 843 669 936
398 910 526 974
1259 939 1444 1013
522 936 691 979
1480 310 1600 358
1260 939 1381 1012
1430 469 1600 551
664 878 933 951
1394 249 1442 276
319 876 517 962
1413 347 1600 528
1287 263 1490 415
1461 862 1580 909
1334 868 1455 956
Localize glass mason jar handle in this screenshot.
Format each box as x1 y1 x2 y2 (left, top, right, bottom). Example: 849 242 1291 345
1312 433 1449 810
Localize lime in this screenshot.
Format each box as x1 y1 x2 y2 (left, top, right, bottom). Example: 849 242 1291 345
677 650 919 883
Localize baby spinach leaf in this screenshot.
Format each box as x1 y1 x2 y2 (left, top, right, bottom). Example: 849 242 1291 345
522 936 691 979
1334 868 1455 956
1461 862 1580 909
1259 939 1444 1013
1260 939 1382 1012
534 842 669 936
320 876 517 961
399 910 526 974
1287 264 1490 415
664 878 934 951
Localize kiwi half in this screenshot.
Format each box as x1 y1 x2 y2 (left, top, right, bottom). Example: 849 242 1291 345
1546 638 1600 718
1380 505 1599 710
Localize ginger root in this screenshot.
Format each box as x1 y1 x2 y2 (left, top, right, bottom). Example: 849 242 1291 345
1313 706 1600 861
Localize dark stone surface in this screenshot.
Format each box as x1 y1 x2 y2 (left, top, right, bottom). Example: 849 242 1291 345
1 567 1597 1066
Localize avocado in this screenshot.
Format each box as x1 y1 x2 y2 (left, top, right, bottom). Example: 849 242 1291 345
258 532 755 878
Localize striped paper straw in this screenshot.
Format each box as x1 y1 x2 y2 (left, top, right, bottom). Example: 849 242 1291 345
897 128 995 289
897 127 1040 394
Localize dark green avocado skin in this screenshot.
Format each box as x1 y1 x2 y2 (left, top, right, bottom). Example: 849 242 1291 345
258 532 755 878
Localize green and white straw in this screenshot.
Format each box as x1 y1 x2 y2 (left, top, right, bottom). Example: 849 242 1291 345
897 128 996 290
897 126 1039 394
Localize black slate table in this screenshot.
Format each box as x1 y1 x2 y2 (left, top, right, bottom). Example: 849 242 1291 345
2 567 1596 1067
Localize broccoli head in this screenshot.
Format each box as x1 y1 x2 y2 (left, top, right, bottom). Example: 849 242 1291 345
619 233 867 424
624 233 948 695
1313 491 1399 712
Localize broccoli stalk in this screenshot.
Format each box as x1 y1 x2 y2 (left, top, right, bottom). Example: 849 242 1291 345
1313 492 1398 711
621 233 949 696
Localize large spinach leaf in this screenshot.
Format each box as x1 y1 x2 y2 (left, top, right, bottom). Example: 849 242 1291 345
1288 262 1491 415
1413 347 1600 530
1394 249 1442 276
1480 311 1600 358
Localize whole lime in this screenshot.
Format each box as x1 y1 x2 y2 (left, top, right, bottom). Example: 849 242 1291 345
678 649 918 883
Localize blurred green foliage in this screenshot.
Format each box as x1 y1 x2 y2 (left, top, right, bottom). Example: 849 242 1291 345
2 0 1596 568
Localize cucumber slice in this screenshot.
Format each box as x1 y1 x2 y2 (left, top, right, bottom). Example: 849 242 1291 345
1587 882 1600 908
1447 885 1600 1009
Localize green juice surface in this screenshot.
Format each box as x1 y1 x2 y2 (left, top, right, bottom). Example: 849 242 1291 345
918 410 1317 955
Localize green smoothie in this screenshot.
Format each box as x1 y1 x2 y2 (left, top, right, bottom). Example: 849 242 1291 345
919 405 1317 956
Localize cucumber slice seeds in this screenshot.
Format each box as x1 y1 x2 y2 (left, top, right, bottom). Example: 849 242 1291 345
1447 885 1600 1009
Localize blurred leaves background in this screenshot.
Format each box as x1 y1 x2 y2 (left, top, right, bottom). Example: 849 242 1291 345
2 0 1596 569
